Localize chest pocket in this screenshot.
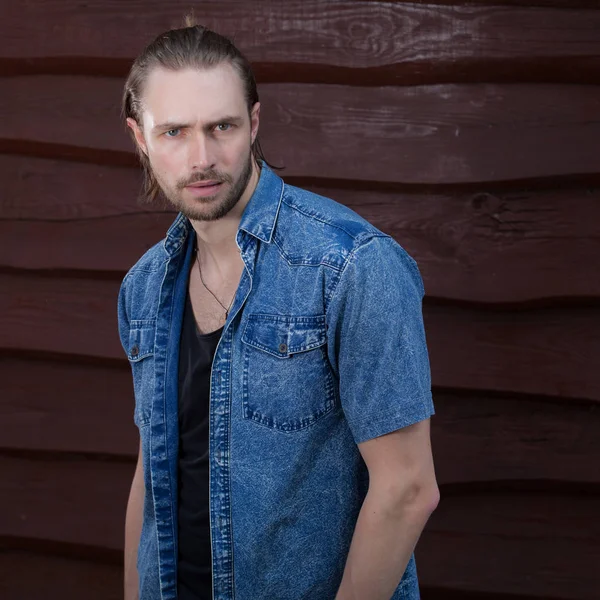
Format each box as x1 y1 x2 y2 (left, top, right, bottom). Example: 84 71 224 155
241 313 337 432
127 320 156 428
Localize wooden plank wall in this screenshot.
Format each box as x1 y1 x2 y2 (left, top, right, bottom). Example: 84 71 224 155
2 1 600 598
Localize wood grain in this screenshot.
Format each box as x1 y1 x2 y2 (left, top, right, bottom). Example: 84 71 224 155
3 77 600 183
0 550 122 600
0 456 133 552
0 273 123 360
0 358 138 457
424 303 600 402
416 491 600 599
1 1 599 70
430 392 600 486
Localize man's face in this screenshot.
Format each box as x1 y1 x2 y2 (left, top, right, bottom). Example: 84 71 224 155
127 63 259 221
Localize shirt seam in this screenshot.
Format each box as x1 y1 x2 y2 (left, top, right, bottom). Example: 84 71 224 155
325 233 391 307
281 188 375 243
349 392 434 441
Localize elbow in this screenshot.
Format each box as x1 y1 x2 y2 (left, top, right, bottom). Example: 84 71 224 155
376 479 440 521
406 481 439 518
424 483 440 514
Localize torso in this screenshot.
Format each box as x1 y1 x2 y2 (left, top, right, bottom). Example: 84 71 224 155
188 254 246 334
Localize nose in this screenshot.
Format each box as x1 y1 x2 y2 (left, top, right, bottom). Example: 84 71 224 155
189 132 215 171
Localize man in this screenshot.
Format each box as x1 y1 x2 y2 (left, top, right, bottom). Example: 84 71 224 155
118 19 439 600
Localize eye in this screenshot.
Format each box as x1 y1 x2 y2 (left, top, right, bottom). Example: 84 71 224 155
215 123 232 132
165 128 181 137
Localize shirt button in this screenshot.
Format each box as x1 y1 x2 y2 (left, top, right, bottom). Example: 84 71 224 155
278 343 287 353
130 345 139 357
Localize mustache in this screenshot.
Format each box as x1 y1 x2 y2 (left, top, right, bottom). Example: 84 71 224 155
178 171 232 188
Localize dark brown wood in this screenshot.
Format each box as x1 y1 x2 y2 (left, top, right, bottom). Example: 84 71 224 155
416 491 600 599
2 155 600 302
0 456 133 552
0 273 122 360
1 272 599 401
0 212 173 275
3 77 600 184
6 55 600 88
1 1 599 70
415 1 600 8
0 550 122 600
430 392 600 486
0 357 138 457
424 303 600 402
0 155 143 220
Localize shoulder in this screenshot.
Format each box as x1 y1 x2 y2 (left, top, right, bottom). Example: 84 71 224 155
276 182 389 261
277 182 418 277
280 182 382 242
119 236 170 299
117 237 170 326
125 239 169 279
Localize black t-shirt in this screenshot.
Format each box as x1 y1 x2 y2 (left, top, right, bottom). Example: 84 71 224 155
177 287 224 600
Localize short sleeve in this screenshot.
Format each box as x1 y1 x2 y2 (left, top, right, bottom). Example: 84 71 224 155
116 274 131 357
326 235 434 445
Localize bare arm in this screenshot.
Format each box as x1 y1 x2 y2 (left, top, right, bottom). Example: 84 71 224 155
335 419 439 600
124 438 144 600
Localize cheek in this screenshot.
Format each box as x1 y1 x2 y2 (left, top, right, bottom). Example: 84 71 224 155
148 147 181 178
224 134 252 165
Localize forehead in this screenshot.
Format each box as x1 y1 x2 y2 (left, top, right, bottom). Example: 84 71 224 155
140 63 247 128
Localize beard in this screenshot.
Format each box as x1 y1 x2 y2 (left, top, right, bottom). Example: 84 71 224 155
152 149 254 222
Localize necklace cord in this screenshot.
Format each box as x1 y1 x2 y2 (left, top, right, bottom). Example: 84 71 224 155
195 244 236 319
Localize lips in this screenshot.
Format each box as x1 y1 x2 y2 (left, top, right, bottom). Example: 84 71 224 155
185 181 224 198
188 181 221 188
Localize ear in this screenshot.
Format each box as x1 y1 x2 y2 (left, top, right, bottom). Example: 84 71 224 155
126 117 148 156
250 102 260 145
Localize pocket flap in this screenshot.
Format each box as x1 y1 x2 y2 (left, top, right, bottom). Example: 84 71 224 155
127 321 156 362
242 314 327 358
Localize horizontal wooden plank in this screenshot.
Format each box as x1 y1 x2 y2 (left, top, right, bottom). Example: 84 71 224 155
425 304 600 402
0 213 171 274
416 491 600 599
2 156 600 302
1 1 599 69
430 392 600 486
0 456 133 552
2 356 598 484
0 274 123 360
0 550 121 600
422 1 600 8
0 155 143 220
1 272 599 401
0 358 138 457
3 77 600 184
2 455 597 598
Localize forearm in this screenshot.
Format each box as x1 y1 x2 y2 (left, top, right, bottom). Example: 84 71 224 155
124 444 144 600
335 489 437 600
124 482 143 600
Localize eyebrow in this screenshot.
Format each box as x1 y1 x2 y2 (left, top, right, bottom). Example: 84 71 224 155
153 115 244 132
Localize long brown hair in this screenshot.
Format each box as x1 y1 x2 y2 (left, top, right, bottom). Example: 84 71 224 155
122 14 282 205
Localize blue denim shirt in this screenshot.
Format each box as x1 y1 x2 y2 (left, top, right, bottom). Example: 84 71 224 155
117 162 435 600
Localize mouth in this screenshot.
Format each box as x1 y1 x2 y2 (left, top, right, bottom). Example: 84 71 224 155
185 181 223 197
